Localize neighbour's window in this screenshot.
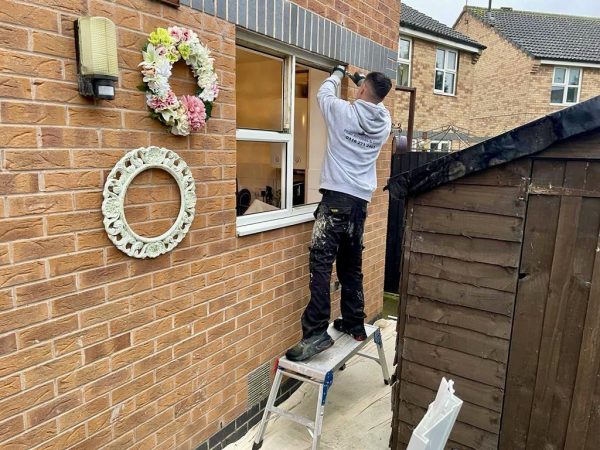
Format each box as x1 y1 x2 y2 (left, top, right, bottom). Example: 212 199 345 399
235 45 330 232
550 67 581 105
434 48 457 95
430 140 451 151
397 38 412 87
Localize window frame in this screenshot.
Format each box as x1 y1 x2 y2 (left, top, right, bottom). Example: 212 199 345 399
550 66 582 106
397 37 412 87
429 140 452 152
433 47 458 96
235 32 337 236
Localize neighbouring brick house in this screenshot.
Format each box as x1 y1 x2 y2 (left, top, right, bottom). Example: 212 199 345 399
0 0 400 449
455 6 600 137
394 4 486 151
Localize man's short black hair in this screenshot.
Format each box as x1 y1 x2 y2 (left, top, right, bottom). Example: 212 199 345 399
365 72 392 102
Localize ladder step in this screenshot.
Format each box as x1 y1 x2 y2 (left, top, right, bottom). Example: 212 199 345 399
270 406 315 430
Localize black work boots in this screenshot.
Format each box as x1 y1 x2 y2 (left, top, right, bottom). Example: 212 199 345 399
333 318 367 341
285 332 334 362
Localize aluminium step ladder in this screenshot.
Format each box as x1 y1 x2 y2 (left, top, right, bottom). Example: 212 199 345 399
252 322 391 450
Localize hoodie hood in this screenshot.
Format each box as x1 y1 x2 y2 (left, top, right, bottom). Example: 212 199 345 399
353 99 391 136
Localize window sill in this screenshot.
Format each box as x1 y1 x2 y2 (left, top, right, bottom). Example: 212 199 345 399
236 210 316 236
549 101 578 106
433 90 456 97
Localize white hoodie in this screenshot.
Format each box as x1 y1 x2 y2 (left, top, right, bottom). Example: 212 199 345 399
316 74 392 202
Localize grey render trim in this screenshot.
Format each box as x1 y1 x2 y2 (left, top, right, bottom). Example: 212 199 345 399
184 0 397 78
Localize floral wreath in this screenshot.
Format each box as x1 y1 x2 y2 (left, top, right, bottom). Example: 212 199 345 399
139 26 219 136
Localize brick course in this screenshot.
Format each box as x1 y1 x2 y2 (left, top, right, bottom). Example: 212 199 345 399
0 0 398 448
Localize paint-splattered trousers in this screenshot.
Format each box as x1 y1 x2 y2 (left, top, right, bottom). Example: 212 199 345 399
301 190 368 339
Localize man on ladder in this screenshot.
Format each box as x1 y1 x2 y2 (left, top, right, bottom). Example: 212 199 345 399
286 65 392 362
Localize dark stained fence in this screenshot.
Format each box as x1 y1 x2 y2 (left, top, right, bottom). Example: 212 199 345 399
384 151 449 293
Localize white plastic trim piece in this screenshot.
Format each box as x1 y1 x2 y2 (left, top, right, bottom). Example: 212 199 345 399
236 210 316 236
102 146 196 259
540 59 600 69
400 27 482 54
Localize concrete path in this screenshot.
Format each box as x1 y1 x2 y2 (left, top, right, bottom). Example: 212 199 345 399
224 319 397 450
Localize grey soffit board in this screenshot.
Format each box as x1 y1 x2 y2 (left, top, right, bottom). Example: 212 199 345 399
187 0 396 78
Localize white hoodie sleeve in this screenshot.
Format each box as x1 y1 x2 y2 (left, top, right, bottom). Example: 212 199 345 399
317 75 349 125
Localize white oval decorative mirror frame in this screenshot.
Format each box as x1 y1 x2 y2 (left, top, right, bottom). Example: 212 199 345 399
102 146 196 259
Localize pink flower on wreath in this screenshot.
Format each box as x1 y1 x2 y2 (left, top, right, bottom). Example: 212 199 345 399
147 90 178 111
180 95 207 131
168 26 184 43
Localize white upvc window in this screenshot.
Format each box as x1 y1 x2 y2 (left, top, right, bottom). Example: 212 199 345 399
429 140 451 151
397 37 412 87
235 41 332 236
550 67 582 105
434 47 457 95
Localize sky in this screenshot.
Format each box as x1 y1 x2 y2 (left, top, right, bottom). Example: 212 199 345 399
402 0 600 26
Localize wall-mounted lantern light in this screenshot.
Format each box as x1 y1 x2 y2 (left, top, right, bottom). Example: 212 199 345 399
74 16 118 100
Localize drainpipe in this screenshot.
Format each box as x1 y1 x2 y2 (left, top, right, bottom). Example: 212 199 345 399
395 86 416 153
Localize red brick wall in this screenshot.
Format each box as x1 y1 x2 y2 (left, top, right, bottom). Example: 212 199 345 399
0 0 397 448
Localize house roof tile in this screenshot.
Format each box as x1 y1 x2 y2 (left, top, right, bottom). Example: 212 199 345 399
401 4 485 50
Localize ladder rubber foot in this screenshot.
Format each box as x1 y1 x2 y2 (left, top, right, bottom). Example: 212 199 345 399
252 441 264 450
339 364 346 371
384 379 390 385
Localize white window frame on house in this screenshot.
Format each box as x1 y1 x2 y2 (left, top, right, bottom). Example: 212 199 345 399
429 140 451 151
550 66 582 105
397 37 412 87
235 32 337 236
433 47 458 96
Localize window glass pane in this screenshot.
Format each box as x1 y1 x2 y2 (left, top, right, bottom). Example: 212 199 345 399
441 141 450 150
568 68 581 86
295 66 328 206
553 67 566 84
397 63 410 87
446 51 457 70
550 86 565 104
435 70 444 90
444 73 455 94
236 47 284 131
435 49 445 69
399 39 410 60
236 141 286 216
566 87 579 103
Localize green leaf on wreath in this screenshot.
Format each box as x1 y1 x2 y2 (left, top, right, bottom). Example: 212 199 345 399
204 101 213 119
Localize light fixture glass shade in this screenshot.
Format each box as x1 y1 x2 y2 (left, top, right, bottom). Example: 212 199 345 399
77 16 118 78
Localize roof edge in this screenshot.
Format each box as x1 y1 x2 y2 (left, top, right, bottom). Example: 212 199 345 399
400 25 486 52
400 21 486 50
385 95 600 198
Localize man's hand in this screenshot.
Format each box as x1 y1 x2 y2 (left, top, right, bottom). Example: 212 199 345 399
348 71 366 86
331 65 346 80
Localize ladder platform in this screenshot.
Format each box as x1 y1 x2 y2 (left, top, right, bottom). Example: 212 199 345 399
278 322 380 382
253 321 390 450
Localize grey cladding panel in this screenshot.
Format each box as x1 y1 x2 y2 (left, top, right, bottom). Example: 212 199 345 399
290 3 298 46
238 0 247 28
248 0 257 30
204 0 216 15
267 0 275 37
216 0 226 18
257 0 266 34
297 8 305 48
274 0 283 40
283 1 290 43
227 0 237 22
